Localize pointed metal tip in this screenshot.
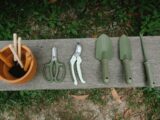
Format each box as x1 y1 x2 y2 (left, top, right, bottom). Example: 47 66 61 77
97 34 109 40
121 34 127 37
99 34 108 37
140 33 143 37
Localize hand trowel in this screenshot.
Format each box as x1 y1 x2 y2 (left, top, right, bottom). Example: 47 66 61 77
96 34 113 83
119 34 132 84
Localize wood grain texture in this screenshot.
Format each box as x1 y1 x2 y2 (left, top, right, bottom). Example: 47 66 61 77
0 36 160 91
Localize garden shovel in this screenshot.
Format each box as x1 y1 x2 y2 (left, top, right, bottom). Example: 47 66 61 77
119 34 132 84
96 34 113 83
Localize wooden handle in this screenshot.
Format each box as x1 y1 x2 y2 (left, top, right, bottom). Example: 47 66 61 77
8 44 24 68
24 53 32 71
0 52 13 68
18 37 22 60
13 33 17 61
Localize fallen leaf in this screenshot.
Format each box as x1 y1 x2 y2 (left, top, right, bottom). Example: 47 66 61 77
123 108 132 119
114 112 119 120
71 95 89 101
111 88 122 104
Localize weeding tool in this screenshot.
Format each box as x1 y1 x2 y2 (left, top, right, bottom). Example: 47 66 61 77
96 34 113 83
70 43 86 86
9 44 26 78
140 34 154 87
8 44 24 68
43 47 66 82
8 34 26 78
119 34 132 84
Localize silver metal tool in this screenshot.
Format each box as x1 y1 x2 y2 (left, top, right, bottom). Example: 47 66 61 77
70 43 86 85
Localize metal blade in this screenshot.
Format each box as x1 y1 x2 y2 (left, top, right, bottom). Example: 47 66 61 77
119 34 132 60
96 34 113 60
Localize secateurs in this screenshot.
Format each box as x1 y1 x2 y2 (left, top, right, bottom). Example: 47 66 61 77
70 43 86 86
43 47 66 82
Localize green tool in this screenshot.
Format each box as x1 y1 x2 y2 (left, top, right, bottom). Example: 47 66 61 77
96 34 113 83
119 34 132 84
140 34 154 87
43 47 66 82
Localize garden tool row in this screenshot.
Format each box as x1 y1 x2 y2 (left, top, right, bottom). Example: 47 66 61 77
96 34 133 84
96 33 155 87
0 33 155 87
43 43 85 86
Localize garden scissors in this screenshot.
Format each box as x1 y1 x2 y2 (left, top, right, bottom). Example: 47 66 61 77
70 43 86 85
43 47 66 82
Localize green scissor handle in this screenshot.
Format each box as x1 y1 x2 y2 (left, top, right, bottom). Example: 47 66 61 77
43 60 66 82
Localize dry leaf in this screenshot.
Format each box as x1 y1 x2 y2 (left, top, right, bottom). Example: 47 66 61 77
111 88 122 104
71 95 89 101
123 108 132 119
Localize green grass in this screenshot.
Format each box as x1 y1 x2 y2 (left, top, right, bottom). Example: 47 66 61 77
0 90 68 111
0 0 160 118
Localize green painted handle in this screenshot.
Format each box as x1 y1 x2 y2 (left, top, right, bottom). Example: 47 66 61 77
122 59 132 84
144 61 154 87
101 59 109 83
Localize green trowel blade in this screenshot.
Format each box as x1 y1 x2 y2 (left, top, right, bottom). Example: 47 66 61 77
119 34 132 60
96 34 113 60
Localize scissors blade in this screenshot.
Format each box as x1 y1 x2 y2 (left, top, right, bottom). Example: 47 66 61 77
52 47 57 61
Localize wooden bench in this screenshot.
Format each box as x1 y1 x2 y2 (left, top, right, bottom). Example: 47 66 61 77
0 36 160 91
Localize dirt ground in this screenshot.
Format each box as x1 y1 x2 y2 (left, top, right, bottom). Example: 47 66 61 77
0 89 146 120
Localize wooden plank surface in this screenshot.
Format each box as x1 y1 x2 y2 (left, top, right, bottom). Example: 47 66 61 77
0 36 160 91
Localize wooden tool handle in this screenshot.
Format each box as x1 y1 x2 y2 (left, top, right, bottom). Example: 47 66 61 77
0 52 13 68
9 44 24 68
18 37 22 60
13 33 17 61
